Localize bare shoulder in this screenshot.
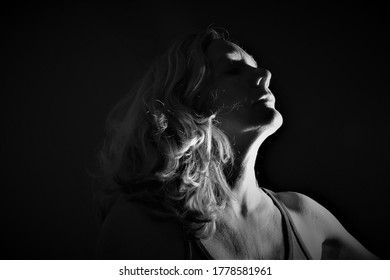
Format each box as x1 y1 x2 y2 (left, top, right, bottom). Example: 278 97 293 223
96 195 187 259
274 191 313 215
274 190 378 259
275 191 327 227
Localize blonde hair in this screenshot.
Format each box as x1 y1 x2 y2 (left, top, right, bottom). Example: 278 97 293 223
97 28 235 239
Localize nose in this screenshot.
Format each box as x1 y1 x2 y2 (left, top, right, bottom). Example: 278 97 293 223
254 68 272 89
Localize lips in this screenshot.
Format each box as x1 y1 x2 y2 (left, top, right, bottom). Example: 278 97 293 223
252 91 274 105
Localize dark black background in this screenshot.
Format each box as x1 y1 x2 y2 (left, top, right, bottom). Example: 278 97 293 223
2 2 389 259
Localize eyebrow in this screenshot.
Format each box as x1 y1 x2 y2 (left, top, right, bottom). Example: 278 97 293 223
226 49 258 68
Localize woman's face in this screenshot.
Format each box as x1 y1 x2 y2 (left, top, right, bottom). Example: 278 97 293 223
202 39 282 139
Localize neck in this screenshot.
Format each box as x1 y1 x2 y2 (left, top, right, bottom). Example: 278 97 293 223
225 127 274 218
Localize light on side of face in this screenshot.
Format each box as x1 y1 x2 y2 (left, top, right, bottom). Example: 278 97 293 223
226 47 258 69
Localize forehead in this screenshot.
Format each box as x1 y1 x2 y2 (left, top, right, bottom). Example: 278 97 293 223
206 38 257 68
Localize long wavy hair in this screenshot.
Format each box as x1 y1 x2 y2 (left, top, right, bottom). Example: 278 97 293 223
96 27 236 239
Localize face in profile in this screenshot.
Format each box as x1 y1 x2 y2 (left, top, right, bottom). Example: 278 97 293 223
202 39 283 141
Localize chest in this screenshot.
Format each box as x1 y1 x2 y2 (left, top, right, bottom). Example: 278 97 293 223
201 215 286 259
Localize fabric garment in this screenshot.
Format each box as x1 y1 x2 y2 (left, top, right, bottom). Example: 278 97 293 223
97 179 313 260
188 188 313 260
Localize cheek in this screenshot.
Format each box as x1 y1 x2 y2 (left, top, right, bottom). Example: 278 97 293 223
213 83 250 108
215 90 252 115
197 78 251 114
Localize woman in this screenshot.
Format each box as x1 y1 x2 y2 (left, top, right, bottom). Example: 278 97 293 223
95 28 377 259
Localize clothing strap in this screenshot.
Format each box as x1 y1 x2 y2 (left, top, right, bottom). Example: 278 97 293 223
262 188 313 260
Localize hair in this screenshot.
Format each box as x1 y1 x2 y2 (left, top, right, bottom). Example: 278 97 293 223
96 27 236 239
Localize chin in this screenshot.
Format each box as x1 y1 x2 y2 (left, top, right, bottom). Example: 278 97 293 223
265 109 283 133
269 110 283 133
253 108 283 135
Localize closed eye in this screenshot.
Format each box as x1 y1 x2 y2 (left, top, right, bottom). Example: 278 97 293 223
225 66 241 75
224 61 257 75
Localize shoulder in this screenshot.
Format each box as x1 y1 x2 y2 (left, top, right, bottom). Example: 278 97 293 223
96 194 188 259
274 191 333 242
274 191 326 227
274 190 378 259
